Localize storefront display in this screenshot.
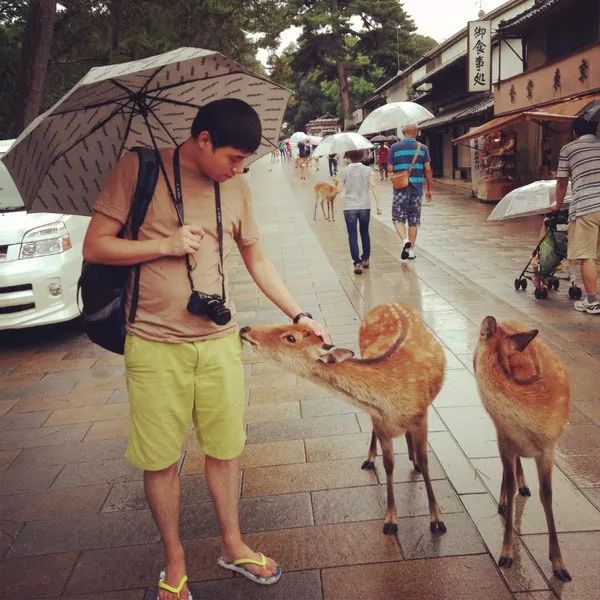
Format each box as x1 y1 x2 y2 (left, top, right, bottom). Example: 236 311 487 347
473 130 517 201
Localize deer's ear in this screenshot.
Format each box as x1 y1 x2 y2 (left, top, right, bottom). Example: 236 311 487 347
480 316 497 339
510 330 539 352
319 347 355 364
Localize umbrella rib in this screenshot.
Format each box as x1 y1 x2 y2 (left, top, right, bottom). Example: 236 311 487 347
50 96 132 117
116 103 137 161
48 100 133 170
141 66 167 93
146 105 180 147
144 95 203 110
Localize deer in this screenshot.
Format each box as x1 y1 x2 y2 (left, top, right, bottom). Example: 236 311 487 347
474 316 571 582
295 156 309 180
314 178 341 221
240 302 447 536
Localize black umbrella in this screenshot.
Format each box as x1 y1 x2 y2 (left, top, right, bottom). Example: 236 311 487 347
578 99 600 123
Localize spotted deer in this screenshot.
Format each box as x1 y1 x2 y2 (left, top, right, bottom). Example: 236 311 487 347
314 178 341 221
240 302 447 535
474 316 571 582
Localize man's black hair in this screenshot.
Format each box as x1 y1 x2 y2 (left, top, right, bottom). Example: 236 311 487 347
191 99 262 153
572 117 597 137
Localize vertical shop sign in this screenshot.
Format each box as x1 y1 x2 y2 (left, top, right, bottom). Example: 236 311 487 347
468 20 492 92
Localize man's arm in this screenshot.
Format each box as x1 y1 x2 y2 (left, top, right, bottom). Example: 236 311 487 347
555 177 569 212
83 212 205 265
238 241 330 341
424 162 433 202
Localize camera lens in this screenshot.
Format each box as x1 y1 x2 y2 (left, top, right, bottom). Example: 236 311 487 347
206 297 231 325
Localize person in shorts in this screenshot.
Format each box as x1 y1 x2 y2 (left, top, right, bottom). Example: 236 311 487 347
83 99 328 599
388 123 433 259
555 117 600 315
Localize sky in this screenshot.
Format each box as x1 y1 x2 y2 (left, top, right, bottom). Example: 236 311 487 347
257 0 509 66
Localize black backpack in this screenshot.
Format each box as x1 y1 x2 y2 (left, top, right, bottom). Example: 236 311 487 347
78 146 159 354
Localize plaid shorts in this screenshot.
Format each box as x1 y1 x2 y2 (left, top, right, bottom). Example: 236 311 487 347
392 188 423 227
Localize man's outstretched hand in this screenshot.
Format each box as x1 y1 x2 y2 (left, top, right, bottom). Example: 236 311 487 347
298 316 331 344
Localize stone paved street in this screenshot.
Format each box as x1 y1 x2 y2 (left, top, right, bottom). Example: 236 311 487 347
1 156 599 599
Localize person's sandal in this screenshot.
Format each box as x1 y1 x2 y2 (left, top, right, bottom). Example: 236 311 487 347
217 553 282 585
354 263 363 274
157 571 192 600
362 260 370 269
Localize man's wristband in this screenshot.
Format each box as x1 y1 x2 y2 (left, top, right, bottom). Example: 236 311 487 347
292 312 313 324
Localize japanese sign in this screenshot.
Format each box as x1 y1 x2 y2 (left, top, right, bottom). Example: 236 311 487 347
468 20 492 92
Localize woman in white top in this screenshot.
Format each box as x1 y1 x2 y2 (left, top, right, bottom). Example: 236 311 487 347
340 149 382 274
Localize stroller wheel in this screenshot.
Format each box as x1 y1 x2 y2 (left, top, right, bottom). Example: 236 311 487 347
514 278 521 291
535 288 548 300
520 279 527 290
573 286 582 300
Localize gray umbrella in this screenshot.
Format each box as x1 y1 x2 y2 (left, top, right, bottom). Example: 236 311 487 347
1 47 291 216
370 134 387 143
578 99 600 122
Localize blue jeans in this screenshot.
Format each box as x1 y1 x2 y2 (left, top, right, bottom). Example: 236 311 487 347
344 209 371 264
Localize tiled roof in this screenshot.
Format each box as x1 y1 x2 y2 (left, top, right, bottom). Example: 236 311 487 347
420 97 494 130
497 0 567 35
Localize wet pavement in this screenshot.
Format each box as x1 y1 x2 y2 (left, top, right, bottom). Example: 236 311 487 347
0 155 598 599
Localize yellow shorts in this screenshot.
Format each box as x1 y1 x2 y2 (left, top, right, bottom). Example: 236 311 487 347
124 332 246 471
568 211 600 260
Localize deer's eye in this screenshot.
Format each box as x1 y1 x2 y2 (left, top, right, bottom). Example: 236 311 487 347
286 335 296 344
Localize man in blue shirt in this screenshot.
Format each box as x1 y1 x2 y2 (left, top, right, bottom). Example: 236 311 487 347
387 124 433 259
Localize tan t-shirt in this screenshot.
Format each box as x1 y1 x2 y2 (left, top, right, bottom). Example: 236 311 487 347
92 148 260 343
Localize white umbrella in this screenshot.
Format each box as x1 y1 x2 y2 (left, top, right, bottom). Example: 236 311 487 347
307 135 323 145
1 47 291 216
488 180 572 221
358 102 434 136
290 131 308 143
313 132 373 157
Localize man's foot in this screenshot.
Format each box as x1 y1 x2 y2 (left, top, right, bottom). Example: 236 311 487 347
362 259 370 269
354 263 363 274
407 248 416 259
400 240 411 260
158 551 189 600
220 544 279 580
574 298 600 313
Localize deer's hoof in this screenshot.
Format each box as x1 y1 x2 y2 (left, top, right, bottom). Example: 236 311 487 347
518 486 531 497
412 462 421 473
498 556 513 569
361 460 375 471
498 503 506 515
430 520 446 534
383 522 398 535
553 569 572 582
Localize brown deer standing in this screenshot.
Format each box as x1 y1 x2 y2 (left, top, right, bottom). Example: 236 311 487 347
240 302 447 535
295 156 309 180
314 178 341 221
474 316 571 582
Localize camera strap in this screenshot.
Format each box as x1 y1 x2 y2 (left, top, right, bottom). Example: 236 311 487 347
168 145 226 301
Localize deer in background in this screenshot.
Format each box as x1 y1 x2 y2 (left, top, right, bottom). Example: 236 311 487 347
240 302 447 535
474 316 571 582
314 178 341 221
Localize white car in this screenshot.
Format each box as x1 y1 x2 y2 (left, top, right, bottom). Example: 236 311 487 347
0 139 90 329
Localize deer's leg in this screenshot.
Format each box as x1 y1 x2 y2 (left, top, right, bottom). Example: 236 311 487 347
361 429 377 470
411 423 445 533
498 440 517 568
330 200 335 221
536 452 571 582
498 468 507 515
405 432 421 472
314 195 319 220
376 431 398 535
516 457 530 496
321 199 328 220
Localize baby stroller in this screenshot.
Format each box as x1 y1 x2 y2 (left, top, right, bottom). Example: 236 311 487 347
514 209 582 300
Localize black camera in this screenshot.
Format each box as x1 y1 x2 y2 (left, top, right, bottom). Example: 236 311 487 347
187 291 231 325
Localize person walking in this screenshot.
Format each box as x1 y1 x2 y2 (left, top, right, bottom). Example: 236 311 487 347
278 140 286 161
555 117 600 315
83 99 328 599
340 149 382 274
377 142 390 180
328 153 338 176
388 123 433 260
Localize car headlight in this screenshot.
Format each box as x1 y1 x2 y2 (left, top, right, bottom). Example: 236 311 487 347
19 221 73 259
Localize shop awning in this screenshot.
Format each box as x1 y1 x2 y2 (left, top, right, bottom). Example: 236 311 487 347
452 94 600 144
421 97 493 130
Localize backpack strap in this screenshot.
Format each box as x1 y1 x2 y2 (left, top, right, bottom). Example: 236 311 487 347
127 146 160 323
407 143 421 177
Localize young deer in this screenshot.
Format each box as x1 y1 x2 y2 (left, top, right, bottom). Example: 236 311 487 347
474 316 571 582
240 302 447 535
295 156 309 180
314 178 341 221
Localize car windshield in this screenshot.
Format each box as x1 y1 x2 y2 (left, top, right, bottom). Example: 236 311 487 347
0 160 25 212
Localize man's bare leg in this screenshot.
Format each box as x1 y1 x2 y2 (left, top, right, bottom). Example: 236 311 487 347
408 226 418 247
204 455 277 578
144 465 189 600
581 259 598 295
394 221 407 242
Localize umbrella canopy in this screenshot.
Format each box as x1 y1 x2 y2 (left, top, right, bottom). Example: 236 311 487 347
290 131 308 143
313 132 373 157
307 135 323 146
578 99 600 122
1 47 291 216
358 102 434 136
488 180 571 221
370 134 387 143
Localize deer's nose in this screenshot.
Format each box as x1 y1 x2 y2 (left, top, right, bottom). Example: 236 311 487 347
240 326 252 335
